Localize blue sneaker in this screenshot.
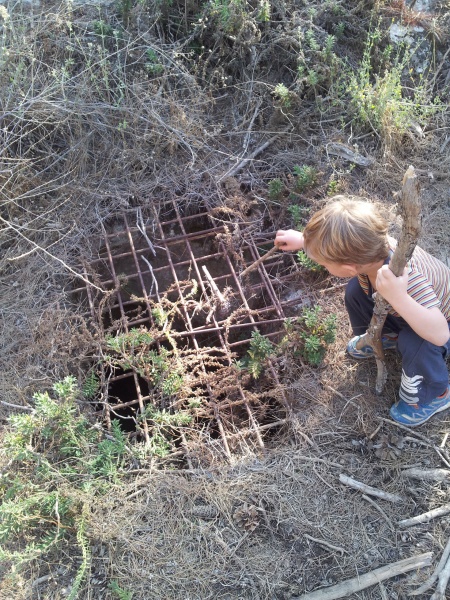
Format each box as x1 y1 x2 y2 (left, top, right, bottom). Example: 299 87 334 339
347 333 398 359
390 388 450 427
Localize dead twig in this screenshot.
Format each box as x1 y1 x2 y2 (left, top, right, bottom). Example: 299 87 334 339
339 474 403 503
217 124 293 182
240 245 280 277
294 553 433 600
304 534 346 556
398 503 450 528
410 537 450 596
402 468 450 483
356 166 421 394
1 215 106 293
379 417 450 468
362 494 395 532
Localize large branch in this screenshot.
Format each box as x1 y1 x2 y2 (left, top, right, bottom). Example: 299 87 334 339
294 553 432 600
356 166 421 394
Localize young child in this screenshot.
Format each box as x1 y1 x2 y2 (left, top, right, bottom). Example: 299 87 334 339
274 195 450 427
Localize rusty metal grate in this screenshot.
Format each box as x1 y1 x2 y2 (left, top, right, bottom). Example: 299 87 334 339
75 200 306 463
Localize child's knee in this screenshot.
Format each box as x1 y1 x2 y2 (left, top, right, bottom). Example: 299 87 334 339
398 327 447 360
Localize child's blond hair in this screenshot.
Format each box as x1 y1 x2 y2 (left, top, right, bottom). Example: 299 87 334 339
303 196 389 265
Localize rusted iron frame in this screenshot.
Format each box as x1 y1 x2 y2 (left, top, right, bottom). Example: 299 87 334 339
172 203 266 453
244 241 296 413
245 241 285 318
155 205 233 460
102 230 151 445
102 207 219 238
218 238 293 413
174 203 266 450
84 210 296 450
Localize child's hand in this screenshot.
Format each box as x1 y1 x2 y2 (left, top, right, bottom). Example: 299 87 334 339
274 229 304 252
376 265 409 305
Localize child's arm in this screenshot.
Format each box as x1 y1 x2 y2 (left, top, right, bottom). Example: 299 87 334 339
376 265 450 346
274 229 304 251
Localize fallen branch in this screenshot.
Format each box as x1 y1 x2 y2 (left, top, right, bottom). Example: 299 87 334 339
398 503 450 528
294 553 432 600
356 166 421 394
402 468 450 483
339 474 403 503
217 124 293 182
240 245 280 277
304 534 346 556
410 537 450 596
326 141 374 166
431 553 450 600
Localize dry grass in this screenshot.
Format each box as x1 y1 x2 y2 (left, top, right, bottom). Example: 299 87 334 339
1 0 450 598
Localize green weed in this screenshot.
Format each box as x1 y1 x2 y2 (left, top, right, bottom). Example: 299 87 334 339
268 178 284 200
274 83 292 109
239 330 275 379
82 370 100 399
282 307 337 366
0 376 131 590
146 49 164 74
296 250 324 273
110 580 134 600
292 165 317 192
348 25 443 139
257 0 271 22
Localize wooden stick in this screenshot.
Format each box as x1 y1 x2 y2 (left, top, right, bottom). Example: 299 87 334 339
356 166 421 394
431 553 450 600
339 474 403 503
241 245 280 277
362 494 395 532
402 468 450 483
293 553 433 600
202 265 226 304
304 534 346 556
398 503 450 528
410 537 450 596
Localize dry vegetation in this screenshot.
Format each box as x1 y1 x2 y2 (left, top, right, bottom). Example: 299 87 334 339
1 0 450 598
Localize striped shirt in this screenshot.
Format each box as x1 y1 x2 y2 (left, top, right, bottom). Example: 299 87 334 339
358 243 450 321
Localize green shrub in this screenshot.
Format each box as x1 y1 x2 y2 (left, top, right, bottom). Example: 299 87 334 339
296 250 324 273
293 165 317 192
282 307 337 366
0 376 131 595
239 330 275 378
348 25 443 139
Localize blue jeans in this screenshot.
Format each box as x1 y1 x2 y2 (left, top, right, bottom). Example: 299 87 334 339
345 277 450 405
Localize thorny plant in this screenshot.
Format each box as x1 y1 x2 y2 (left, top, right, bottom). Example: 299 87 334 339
0 376 131 598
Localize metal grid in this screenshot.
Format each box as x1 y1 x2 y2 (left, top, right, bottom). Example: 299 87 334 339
77 201 304 461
